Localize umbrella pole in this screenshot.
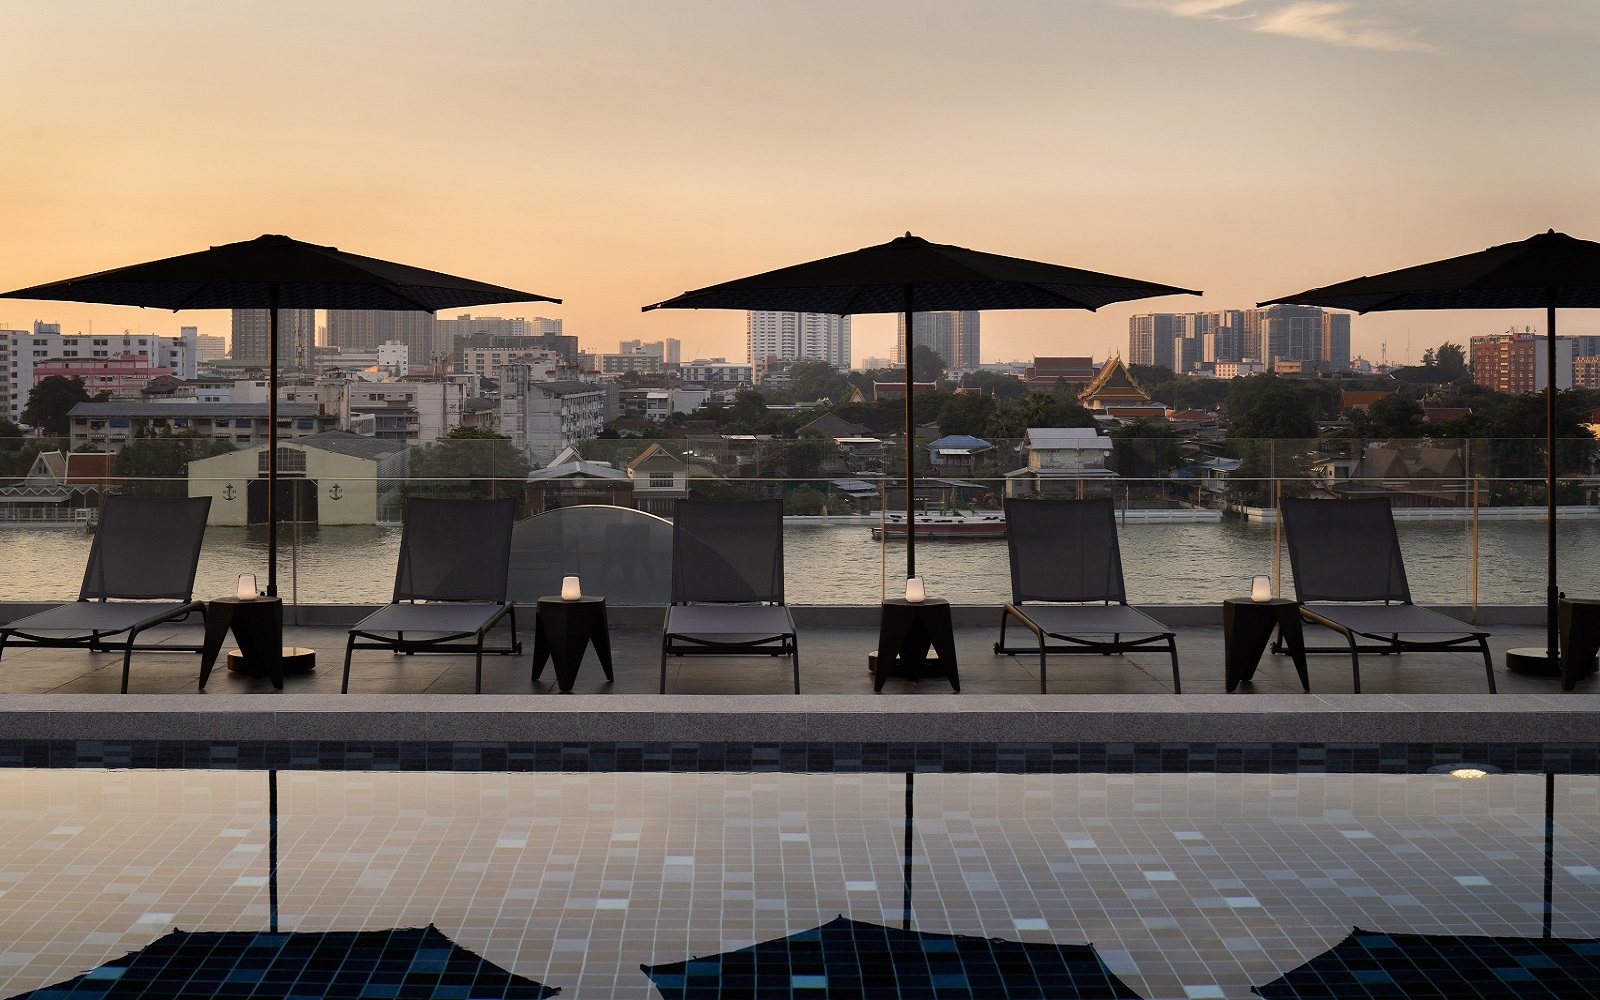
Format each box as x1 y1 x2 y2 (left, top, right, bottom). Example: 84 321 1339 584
903 293 915 580
1546 292 1558 667
266 303 279 598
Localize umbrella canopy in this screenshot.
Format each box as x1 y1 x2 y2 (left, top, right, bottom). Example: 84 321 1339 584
7 925 560 999
1260 229 1600 676
644 233 1199 579
640 915 1143 999
1252 927 1600 999
1 233 558 313
1 235 559 598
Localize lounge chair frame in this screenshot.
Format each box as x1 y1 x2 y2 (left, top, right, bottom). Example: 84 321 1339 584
661 499 799 693
342 497 521 694
0 495 211 693
1279 496 1495 693
994 497 1180 693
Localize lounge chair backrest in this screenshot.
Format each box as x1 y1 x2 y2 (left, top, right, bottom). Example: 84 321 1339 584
1002 497 1127 604
393 497 514 603
670 499 784 604
80 495 211 601
1280 497 1411 603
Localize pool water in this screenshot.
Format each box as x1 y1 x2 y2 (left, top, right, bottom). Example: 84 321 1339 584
1 770 1596 998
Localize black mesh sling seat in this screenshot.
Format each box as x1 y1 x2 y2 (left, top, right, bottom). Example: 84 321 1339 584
1280 496 1495 693
342 497 520 694
994 497 1181 694
0 495 211 693
661 499 799 693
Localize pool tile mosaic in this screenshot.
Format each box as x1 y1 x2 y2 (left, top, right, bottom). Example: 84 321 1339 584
2 770 1594 998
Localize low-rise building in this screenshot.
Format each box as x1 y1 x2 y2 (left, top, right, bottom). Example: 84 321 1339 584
499 366 609 464
626 443 691 516
67 401 329 452
1004 427 1118 498
679 359 753 388
187 430 409 525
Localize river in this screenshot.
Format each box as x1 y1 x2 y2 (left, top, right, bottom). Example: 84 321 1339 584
1 515 1591 606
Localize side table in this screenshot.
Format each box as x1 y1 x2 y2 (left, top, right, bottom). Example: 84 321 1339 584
1559 598 1600 692
531 596 614 693
874 597 960 692
201 596 290 690
1223 597 1309 693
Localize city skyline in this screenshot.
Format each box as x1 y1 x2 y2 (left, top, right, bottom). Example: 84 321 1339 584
1 2 1596 365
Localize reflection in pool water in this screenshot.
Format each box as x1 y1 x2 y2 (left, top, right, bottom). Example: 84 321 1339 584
0 770 1595 999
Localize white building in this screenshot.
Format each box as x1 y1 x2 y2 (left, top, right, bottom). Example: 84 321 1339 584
462 347 566 383
499 364 608 464
345 380 466 444
747 311 851 368
1003 427 1118 498
680 358 754 388
187 431 410 526
66 401 327 452
376 341 408 376
5 324 199 423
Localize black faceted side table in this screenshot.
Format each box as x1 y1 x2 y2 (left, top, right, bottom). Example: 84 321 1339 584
531 596 614 693
1223 597 1309 693
874 597 960 692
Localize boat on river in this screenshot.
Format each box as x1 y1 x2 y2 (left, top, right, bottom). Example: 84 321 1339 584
870 510 1006 540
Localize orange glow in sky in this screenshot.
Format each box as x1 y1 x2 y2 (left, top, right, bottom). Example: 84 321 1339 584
2 1 1596 365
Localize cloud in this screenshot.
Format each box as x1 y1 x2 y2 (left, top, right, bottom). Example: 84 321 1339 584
1252 2 1441 53
1119 0 1255 18
1121 0 1441 54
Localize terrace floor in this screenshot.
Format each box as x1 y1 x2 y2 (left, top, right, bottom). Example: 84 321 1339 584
0 605 1573 698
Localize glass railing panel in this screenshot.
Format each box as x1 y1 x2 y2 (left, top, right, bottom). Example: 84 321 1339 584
1 436 1594 608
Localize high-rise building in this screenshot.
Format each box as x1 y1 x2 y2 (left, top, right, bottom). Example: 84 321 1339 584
1470 329 1574 394
747 311 851 368
891 311 978 368
326 310 438 364
1128 313 1180 371
1193 310 1245 363
1321 312 1352 370
230 309 316 367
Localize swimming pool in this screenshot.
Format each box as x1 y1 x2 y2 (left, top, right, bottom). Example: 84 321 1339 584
1 764 1595 999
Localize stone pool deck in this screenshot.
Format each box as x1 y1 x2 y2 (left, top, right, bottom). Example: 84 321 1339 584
0 604 1594 759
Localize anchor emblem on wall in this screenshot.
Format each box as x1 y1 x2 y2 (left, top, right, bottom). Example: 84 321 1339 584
328 484 343 500
222 483 236 501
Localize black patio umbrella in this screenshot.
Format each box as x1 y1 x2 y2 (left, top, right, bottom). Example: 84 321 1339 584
5 924 560 999
640 915 1143 999
0 234 559 598
1251 927 1600 999
1261 229 1600 677
643 233 1199 580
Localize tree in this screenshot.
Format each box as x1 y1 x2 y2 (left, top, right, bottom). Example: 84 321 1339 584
1357 394 1427 440
1107 419 1183 478
21 376 104 436
406 427 531 509
937 392 997 437
1435 342 1469 381
909 344 947 383
114 437 236 496
783 483 828 515
786 361 854 403
1227 386 1318 441
0 418 22 450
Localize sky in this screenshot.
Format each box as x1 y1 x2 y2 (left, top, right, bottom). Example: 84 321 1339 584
2 0 1597 368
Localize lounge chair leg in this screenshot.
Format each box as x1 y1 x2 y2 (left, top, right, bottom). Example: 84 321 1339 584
1038 634 1048 695
1168 639 1181 694
474 636 485 694
1481 638 1497 693
1107 632 1118 654
995 609 1008 654
1346 634 1362 694
342 638 356 694
120 629 139 694
660 643 668 695
791 635 800 694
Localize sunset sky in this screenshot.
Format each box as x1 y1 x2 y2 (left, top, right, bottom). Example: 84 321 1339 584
3 1 1596 367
